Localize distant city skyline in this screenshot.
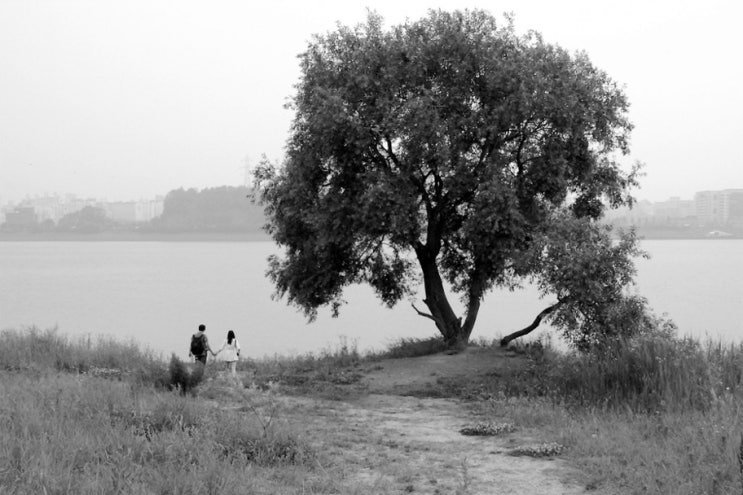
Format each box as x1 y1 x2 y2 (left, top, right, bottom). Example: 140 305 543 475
3 184 740 208
4 185 742 236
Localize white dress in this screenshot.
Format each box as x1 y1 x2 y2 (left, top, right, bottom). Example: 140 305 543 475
219 338 240 362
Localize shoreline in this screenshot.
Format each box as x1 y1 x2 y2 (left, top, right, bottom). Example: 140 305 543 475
0 232 272 242
2 232 741 242
2 226 742 242
635 230 742 240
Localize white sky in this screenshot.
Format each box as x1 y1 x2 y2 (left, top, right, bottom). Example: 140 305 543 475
1 0 741 203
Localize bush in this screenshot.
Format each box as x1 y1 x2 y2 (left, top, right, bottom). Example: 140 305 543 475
168 354 206 394
508 328 743 414
555 333 713 411
377 336 449 359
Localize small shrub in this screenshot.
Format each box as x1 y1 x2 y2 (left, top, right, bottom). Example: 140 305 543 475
379 336 449 359
168 355 204 394
510 442 565 457
459 422 516 436
223 434 314 466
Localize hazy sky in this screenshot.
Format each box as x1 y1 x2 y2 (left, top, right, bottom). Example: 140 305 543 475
1 0 741 204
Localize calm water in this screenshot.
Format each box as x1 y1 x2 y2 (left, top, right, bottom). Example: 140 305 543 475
0 240 741 358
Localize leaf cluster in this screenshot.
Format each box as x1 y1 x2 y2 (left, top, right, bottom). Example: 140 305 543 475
526 213 654 349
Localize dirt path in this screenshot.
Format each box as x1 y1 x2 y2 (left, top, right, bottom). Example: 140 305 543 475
320 393 588 494
265 347 596 494
359 345 526 395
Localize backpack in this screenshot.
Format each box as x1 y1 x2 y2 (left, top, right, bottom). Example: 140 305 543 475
190 334 205 356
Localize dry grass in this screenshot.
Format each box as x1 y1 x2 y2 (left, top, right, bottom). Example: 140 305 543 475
470 333 743 494
5 326 743 494
0 371 324 494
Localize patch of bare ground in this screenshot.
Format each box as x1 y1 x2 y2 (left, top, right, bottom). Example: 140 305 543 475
300 393 590 494
219 346 605 494
359 345 528 396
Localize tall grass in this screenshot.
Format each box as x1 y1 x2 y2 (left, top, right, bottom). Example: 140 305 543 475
373 336 450 359
12 325 743 493
518 333 743 413
0 326 168 384
488 331 743 493
0 372 317 494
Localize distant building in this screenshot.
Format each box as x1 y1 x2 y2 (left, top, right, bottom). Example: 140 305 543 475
1 206 36 230
0 194 165 227
135 198 164 222
602 200 654 227
651 196 695 225
105 199 164 223
695 189 743 226
8 194 102 224
34 196 99 223
106 202 138 223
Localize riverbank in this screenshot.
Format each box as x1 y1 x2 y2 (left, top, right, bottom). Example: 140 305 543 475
0 231 271 242
3 229 741 242
635 226 743 239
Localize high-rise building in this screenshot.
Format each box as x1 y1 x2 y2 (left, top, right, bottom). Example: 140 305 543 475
694 189 743 226
652 196 695 225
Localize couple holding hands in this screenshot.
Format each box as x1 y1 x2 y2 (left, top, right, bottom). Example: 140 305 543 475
188 324 241 377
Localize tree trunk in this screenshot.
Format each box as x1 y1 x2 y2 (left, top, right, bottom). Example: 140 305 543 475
415 244 464 347
459 279 484 347
500 301 562 347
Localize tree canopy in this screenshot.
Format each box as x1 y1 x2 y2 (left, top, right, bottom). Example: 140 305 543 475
256 9 644 348
56 206 113 233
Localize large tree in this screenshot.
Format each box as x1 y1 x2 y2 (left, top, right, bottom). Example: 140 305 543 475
255 10 641 348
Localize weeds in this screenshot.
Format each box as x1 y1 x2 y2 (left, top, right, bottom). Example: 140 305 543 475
486 331 743 493
375 336 450 359
455 457 471 495
9 325 743 494
0 326 157 371
459 422 516 436
498 331 743 414
509 442 565 457
0 369 315 493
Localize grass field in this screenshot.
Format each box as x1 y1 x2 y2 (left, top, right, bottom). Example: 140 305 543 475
1 327 743 494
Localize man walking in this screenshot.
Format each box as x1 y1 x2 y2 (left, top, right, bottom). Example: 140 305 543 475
189 324 216 365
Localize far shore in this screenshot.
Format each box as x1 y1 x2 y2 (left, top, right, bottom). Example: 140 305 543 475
0 231 272 242
2 230 741 242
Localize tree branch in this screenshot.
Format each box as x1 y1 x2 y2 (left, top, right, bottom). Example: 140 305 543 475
383 135 402 170
500 300 562 347
411 302 437 322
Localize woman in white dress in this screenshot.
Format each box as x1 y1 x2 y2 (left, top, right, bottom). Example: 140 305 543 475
216 329 241 377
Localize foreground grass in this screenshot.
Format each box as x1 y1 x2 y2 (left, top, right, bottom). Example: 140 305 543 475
452 335 743 494
3 327 743 494
0 371 327 494
0 329 445 494
470 390 743 494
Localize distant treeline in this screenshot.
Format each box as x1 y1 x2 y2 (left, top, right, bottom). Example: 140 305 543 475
150 186 265 233
0 186 267 235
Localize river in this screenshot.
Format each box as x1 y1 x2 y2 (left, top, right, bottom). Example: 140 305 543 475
0 240 740 358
